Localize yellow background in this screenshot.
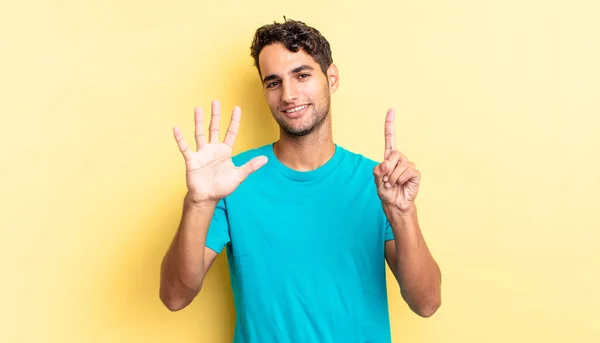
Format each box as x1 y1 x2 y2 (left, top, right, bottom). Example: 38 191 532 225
2 0 599 342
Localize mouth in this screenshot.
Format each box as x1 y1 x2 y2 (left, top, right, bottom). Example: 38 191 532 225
281 104 310 118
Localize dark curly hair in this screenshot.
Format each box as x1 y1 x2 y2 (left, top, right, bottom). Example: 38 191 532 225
250 18 333 77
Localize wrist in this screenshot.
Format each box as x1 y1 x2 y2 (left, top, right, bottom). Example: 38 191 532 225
383 203 417 222
185 192 219 209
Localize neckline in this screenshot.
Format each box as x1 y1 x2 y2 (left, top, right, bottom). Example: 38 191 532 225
264 142 344 181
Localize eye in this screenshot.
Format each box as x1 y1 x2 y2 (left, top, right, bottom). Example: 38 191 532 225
298 73 310 79
266 81 280 89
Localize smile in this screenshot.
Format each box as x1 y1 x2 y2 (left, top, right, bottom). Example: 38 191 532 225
283 105 309 113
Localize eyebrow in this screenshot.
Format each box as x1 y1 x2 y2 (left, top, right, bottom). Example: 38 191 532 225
262 65 315 84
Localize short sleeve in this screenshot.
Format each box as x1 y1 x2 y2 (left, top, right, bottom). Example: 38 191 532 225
384 217 395 241
205 198 231 254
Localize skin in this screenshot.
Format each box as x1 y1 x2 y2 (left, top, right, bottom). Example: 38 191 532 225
160 42 441 318
258 43 339 171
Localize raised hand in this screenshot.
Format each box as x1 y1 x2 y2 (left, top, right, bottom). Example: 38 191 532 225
173 100 268 203
373 108 421 214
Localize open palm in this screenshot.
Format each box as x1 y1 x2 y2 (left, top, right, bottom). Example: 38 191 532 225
173 100 268 203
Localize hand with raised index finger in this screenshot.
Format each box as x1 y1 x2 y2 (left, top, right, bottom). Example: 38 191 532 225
373 108 421 214
172 100 268 204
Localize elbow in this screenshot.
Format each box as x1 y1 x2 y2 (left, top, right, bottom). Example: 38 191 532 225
160 293 189 312
416 298 441 318
159 282 201 312
414 293 441 318
402 289 441 318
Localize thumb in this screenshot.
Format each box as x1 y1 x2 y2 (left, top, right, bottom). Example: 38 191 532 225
237 155 268 182
373 160 388 186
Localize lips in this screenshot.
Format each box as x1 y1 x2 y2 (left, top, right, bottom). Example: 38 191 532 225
281 104 310 119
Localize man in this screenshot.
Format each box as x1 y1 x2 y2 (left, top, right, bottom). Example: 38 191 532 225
160 19 441 342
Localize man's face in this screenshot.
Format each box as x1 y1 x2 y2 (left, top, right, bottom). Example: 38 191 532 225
258 43 337 137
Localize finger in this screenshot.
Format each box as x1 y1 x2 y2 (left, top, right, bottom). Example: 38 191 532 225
237 156 268 182
373 160 389 187
385 150 408 180
397 167 421 186
374 160 389 177
194 107 206 150
388 161 410 187
173 126 193 161
384 150 402 182
384 108 396 159
224 106 241 147
209 100 221 143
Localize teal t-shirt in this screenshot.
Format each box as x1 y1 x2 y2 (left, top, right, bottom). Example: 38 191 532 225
206 143 395 343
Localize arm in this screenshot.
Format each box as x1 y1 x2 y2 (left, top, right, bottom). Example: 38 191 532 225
384 205 441 318
159 194 219 311
374 108 441 317
161 101 267 312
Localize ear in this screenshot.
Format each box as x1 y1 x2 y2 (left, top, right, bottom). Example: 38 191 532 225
327 63 339 94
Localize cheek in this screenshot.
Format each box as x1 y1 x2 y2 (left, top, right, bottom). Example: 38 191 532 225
265 91 280 107
304 82 322 100
311 78 329 97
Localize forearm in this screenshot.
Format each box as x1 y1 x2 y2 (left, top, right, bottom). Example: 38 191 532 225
176 194 217 288
385 205 441 317
160 194 216 303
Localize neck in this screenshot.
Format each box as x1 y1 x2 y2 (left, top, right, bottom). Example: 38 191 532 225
273 116 335 171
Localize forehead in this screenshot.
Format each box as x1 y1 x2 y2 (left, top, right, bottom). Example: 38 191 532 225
258 43 319 76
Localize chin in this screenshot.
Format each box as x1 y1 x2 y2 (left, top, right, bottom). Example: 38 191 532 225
281 124 314 137
274 104 329 137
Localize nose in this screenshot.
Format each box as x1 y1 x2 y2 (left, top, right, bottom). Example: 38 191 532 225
281 81 298 104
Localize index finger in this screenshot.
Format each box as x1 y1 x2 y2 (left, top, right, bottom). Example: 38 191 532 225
384 108 395 159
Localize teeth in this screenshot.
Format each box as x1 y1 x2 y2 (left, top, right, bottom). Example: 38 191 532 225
285 105 308 113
